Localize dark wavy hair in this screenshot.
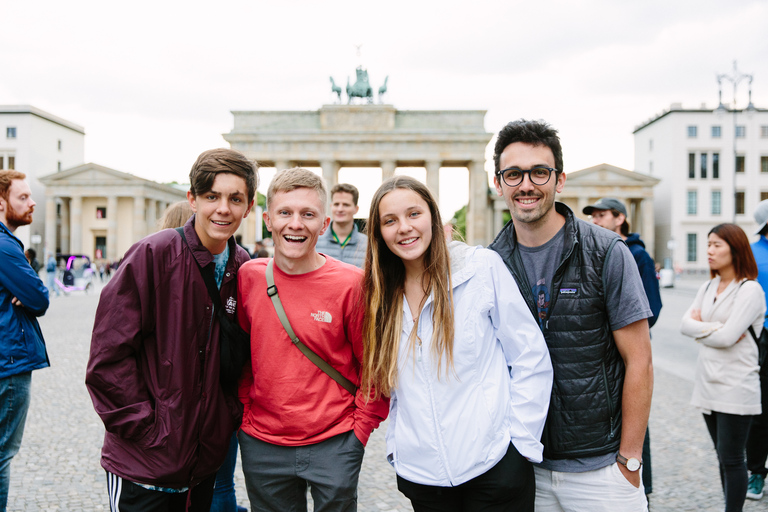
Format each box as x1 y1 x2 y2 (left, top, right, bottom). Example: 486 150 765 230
708 223 757 280
493 119 563 173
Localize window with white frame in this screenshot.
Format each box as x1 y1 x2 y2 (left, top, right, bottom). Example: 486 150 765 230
6 127 16 138
736 125 746 138
711 191 721 215
762 126 768 138
687 190 697 215
712 126 721 138
687 233 697 262
687 126 698 138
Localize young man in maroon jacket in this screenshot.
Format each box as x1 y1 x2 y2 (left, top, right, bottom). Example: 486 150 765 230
86 149 256 512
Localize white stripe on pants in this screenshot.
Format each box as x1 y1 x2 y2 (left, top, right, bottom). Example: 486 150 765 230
107 471 123 512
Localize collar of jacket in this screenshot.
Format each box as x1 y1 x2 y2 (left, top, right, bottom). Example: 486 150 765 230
0 221 23 250
490 202 579 261
183 215 238 269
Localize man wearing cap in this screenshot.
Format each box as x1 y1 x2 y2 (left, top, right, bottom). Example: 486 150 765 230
746 199 768 500
583 197 662 501
489 119 653 511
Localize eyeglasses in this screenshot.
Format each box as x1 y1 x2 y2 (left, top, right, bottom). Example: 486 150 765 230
496 166 558 187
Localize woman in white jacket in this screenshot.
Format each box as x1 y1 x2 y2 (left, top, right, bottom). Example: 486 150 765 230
361 176 553 511
681 223 766 512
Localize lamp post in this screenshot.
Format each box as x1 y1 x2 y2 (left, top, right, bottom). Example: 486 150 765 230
716 60 754 222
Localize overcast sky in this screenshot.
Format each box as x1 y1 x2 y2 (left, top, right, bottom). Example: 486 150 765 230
3 0 766 218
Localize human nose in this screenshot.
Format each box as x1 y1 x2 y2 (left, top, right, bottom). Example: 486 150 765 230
215 198 231 214
287 213 303 229
517 172 536 192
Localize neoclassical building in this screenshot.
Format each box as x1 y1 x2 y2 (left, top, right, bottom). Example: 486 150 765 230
39 163 187 260
224 104 494 244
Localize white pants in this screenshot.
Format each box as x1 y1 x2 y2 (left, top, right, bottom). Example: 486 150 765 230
534 463 648 512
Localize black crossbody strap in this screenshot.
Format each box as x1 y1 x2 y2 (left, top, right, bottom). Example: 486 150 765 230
265 259 357 395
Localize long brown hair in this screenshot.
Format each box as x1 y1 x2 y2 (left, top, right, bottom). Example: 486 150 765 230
361 176 454 399
708 223 758 280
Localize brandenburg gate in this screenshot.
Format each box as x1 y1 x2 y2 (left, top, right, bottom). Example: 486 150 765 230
224 104 493 245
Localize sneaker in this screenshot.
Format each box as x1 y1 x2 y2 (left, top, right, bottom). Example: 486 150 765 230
747 474 765 500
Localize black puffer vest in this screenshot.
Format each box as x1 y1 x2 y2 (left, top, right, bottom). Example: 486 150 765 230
489 203 625 459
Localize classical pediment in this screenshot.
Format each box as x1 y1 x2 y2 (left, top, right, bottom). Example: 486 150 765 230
566 163 660 187
39 163 142 186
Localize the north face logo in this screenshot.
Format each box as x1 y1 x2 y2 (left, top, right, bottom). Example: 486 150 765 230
225 297 236 314
311 310 332 323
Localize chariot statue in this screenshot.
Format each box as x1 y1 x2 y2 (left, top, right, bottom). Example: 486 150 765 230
346 66 373 104
329 77 342 103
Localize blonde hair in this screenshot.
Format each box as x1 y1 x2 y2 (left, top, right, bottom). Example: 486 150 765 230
159 200 194 230
361 176 454 399
266 167 327 213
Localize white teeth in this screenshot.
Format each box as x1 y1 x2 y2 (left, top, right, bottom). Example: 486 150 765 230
399 238 417 245
212 221 230 225
518 198 538 204
285 235 305 241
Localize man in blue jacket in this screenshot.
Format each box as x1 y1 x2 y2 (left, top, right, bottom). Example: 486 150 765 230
0 170 50 511
584 197 662 502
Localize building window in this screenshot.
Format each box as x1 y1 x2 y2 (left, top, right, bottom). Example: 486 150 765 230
57 139 62 151
96 207 107 219
735 191 745 215
700 153 708 179
649 161 653 174
687 126 698 138
712 126 722 138
57 161 61 172
762 156 768 174
762 126 768 138
7 156 14 170
736 126 746 138
736 155 745 173
713 153 720 179
6 127 16 138
689 153 696 178
762 191 768 202
687 190 698 215
712 191 721 215
687 233 697 262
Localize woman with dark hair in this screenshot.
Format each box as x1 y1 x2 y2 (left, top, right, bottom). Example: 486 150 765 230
681 223 767 512
361 175 552 511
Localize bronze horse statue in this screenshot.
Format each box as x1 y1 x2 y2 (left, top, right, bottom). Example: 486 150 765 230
346 67 373 104
329 77 342 102
378 76 388 102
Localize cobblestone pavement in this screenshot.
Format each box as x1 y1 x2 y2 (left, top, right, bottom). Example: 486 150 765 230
6 277 768 511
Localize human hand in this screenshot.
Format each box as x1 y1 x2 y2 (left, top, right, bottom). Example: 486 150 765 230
691 309 702 321
11 296 24 307
617 461 642 488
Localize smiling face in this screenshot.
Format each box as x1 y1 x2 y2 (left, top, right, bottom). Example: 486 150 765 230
188 172 252 255
331 191 359 225
378 188 433 270
494 142 565 230
0 179 36 231
265 187 330 273
707 232 733 274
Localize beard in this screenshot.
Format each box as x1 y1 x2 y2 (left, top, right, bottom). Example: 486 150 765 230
5 201 34 229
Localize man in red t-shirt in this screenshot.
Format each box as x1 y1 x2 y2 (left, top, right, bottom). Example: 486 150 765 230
237 168 388 511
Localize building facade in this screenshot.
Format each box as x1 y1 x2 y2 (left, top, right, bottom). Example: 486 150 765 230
0 105 85 251
634 103 768 272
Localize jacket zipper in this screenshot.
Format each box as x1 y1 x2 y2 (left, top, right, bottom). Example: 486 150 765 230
601 361 617 438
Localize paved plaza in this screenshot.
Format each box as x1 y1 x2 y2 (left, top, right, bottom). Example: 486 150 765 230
6 277 768 511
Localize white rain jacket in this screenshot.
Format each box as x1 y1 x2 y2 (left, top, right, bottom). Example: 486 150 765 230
386 242 553 486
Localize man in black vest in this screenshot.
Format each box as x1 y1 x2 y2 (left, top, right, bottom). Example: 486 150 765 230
489 119 653 511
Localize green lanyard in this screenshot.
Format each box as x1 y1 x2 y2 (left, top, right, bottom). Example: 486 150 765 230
331 226 353 248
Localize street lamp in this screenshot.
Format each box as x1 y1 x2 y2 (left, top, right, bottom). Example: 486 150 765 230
716 60 754 222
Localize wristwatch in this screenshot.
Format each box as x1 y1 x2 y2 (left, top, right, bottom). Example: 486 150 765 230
616 454 642 472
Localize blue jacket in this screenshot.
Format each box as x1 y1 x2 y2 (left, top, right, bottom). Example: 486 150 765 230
625 233 662 328
751 236 768 328
0 221 50 378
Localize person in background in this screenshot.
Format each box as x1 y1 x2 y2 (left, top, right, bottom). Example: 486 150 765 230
159 200 194 231
315 183 367 268
583 197 662 501
25 249 41 274
86 149 256 512
362 176 552 511
0 170 50 511
45 252 59 296
746 200 768 500
681 223 765 512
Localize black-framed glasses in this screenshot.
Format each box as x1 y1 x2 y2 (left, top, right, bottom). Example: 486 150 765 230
496 166 558 187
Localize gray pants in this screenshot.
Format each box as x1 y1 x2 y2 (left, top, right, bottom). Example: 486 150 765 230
238 430 364 512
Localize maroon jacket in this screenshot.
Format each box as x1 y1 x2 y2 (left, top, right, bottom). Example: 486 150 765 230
86 216 250 488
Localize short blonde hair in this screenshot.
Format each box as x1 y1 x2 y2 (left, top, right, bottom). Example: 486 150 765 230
159 200 194 230
266 167 327 212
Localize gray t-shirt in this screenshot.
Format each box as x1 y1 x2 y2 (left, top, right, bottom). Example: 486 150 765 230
518 226 652 472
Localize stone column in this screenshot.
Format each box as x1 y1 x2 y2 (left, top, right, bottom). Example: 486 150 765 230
134 196 146 242
70 196 82 255
274 160 291 172
146 199 158 233
107 195 118 261
45 196 57 256
380 160 396 182
577 196 590 219
493 200 505 236
320 160 339 213
60 198 70 253
425 160 441 202
466 161 489 246
641 198 655 259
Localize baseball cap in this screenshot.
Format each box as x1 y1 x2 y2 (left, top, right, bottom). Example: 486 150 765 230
754 199 768 235
582 198 627 217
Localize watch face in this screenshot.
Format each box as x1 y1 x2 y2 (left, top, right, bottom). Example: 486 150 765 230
627 458 641 471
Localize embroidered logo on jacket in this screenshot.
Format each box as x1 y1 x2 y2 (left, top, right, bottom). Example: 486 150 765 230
225 297 237 314
311 310 333 323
